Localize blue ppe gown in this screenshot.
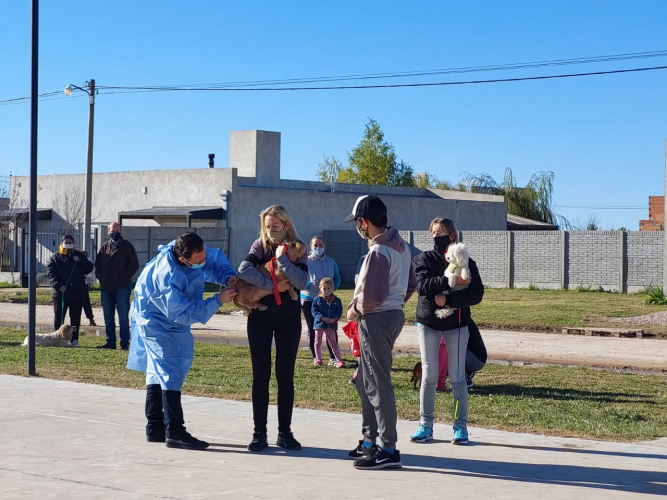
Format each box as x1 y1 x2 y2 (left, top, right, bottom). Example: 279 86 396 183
127 242 236 390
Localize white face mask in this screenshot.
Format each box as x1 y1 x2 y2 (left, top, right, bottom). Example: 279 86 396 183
312 247 325 258
62 243 74 250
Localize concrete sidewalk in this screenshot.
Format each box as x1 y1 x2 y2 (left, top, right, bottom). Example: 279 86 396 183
2 302 667 371
1 375 666 499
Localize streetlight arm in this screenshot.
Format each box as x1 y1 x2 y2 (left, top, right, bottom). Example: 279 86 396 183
64 83 90 96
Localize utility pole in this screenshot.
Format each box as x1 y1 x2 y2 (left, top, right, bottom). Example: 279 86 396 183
83 79 95 255
28 0 39 375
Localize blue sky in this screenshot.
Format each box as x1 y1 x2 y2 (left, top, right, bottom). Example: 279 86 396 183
1 1 665 229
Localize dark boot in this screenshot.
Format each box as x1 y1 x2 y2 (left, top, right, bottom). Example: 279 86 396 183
145 384 166 442
163 390 209 450
248 431 269 452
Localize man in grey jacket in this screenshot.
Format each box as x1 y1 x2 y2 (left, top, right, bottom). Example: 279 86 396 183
344 195 417 470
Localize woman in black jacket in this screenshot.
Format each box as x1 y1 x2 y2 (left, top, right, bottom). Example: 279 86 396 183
410 218 484 446
46 233 94 347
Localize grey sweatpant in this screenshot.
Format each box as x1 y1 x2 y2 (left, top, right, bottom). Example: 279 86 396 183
356 309 405 449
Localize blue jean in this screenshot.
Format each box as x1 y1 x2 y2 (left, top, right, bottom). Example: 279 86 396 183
417 323 469 429
101 285 132 347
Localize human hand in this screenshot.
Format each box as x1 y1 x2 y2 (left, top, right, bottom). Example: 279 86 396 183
275 244 287 258
321 317 330 323
218 287 238 304
72 256 79 262
455 275 471 286
346 308 358 320
328 318 337 324
227 276 239 287
277 280 291 292
434 294 446 307
59 285 67 293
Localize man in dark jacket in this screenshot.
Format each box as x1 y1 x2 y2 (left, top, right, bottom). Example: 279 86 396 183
47 233 94 347
95 222 139 350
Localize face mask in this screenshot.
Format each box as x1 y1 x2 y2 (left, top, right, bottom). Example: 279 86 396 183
185 259 206 269
356 221 370 240
312 247 325 258
110 232 122 243
268 229 288 244
434 236 451 254
60 243 74 254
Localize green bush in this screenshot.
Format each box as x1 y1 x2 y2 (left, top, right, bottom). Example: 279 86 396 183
645 285 667 306
0 282 20 288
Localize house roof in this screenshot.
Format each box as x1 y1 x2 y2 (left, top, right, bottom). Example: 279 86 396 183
118 206 225 224
507 214 558 231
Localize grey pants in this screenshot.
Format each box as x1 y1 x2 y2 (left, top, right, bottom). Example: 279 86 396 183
417 323 470 429
356 309 405 449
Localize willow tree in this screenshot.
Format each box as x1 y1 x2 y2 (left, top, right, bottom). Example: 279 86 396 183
463 168 566 226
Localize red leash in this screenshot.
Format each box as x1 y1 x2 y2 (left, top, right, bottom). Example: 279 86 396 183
269 257 282 306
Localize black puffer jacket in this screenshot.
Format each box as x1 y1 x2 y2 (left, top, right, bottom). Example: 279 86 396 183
47 250 94 301
412 247 484 331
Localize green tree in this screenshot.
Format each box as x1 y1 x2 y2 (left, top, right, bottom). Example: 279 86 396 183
463 167 567 226
316 155 343 183
325 119 415 187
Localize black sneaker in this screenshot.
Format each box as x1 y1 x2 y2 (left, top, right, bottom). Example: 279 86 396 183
348 440 373 460
276 431 302 450
96 343 116 350
247 431 269 452
120 346 129 351
353 445 402 470
146 432 166 443
165 432 209 450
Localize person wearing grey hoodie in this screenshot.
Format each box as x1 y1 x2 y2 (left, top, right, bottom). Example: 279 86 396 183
344 195 417 471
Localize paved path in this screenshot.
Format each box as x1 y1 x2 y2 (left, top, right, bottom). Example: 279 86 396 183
1 302 666 371
1 374 666 499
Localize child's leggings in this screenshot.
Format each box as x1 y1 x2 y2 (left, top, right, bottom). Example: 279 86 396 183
314 329 342 363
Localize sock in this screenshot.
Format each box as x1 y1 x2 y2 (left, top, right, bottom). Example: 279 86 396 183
363 441 373 449
381 446 396 454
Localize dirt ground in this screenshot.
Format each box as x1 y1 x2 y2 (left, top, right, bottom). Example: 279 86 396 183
1 302 666 372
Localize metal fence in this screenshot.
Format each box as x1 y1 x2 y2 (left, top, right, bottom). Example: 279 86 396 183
23 227 96 275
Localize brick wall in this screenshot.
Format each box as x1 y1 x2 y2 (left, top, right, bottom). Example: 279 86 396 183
626 231 663 292
640 195 665 231
513 231 561 289
323 229 665 292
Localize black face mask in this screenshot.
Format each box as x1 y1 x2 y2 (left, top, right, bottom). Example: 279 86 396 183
110 232 122 243
434 236 451 254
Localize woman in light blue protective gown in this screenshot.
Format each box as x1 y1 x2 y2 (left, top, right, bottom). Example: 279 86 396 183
127 232 238 450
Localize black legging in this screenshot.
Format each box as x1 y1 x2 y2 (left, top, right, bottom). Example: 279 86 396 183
301 299 337 360
247 310 302 433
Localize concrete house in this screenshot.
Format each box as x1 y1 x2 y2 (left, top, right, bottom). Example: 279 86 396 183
10 130 506 273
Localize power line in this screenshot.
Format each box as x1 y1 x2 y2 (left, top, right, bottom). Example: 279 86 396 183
100 49 667 89
97 65 667 93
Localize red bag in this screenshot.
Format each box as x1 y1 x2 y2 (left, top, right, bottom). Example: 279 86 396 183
342 321 361 357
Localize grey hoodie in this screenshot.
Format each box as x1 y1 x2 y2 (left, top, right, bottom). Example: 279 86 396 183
349 227 417 315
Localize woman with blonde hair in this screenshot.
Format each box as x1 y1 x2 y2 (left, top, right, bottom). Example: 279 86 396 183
410 217 484 446
237 205 309 452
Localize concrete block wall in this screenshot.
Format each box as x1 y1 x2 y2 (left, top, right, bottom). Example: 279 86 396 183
459 231 509 288
322 229 664 292
626 231 663 292
513 231 561 289
567 231 621 291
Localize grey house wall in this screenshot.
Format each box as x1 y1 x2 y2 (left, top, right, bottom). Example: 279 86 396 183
228 182 506 271
324 229 663 292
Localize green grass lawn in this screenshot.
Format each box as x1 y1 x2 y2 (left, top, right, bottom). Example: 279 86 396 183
1 327 666 442
1 287 665 335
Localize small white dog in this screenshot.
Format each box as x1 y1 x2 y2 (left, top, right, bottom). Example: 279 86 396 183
23 324 74 347
435 242 471 319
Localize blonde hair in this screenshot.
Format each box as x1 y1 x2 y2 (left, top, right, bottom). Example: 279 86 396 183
318 277 335 297
259 205 301 252
429 218 458 243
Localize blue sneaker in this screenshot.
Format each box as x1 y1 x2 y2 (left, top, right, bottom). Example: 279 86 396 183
452 425 469 445
410 425 433 443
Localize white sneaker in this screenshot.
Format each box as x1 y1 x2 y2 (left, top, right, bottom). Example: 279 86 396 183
328 359 337 367
70 340 79 347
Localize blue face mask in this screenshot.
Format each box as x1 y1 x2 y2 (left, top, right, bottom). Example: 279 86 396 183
312 247 325 258
185 259 206 269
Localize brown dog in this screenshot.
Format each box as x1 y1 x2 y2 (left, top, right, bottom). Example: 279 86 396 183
234 241 306 313
411 361 423 389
